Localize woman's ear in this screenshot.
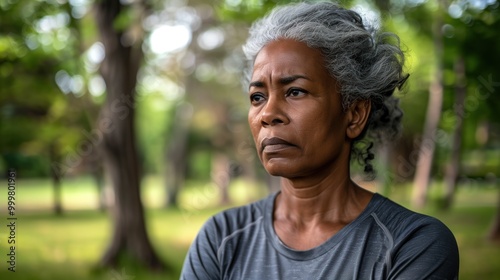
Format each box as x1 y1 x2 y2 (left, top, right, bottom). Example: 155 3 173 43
346 100 371 139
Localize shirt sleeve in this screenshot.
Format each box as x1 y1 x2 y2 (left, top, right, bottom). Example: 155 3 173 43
180 217 221 280
387 217 459 280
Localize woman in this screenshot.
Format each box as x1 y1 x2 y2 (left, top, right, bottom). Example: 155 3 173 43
181 2 459 279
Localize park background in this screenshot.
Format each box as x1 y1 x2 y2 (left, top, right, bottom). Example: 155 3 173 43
0 0 499 279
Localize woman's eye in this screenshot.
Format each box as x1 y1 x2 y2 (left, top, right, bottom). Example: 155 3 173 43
250 93 265 104
286 88 307 97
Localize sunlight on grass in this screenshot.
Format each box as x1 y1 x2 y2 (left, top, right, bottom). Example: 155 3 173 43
142 175 166 208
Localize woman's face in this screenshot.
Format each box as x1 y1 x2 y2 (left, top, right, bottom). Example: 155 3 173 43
248 39 352 179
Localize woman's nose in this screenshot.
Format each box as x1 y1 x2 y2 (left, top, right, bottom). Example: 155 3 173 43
260 96 288 126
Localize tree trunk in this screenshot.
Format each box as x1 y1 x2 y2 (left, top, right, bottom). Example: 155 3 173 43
95 0 164 270
412 8 445 209
212 153 231 205
49 143 63 215
165 102 192 207
92 166 106 212
53 175 62 214
488 187 500 242
442 56 466 210
376 142 391 196
211 104 234 205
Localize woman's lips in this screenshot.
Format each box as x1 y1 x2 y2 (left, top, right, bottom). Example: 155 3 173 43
261 137 295 153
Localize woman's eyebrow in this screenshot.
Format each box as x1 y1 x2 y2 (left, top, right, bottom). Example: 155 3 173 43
279 75 310 85
249 81 265 89
249 75 310 89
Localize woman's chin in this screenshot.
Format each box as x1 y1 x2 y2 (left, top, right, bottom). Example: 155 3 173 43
263 161 302 178
264 165 289 177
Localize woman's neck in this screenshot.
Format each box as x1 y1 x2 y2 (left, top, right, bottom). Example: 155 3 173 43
273 169 373 250
277 175 371 224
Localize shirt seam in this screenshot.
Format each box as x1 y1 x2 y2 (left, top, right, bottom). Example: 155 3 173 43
217 216 264 262
371 212 394 273
267 194 387 261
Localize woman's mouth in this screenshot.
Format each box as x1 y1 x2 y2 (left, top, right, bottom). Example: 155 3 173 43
261 137 295 153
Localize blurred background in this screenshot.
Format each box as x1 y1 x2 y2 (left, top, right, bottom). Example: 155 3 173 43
0 0 499 279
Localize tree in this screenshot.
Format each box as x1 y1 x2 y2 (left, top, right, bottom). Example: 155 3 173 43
422 0 500 209
0 0 92 214
442 56 466 209
489 188 500 242
94 0 164 270
161 0 260 207
165 102 191 207
411 0 446 209
380 0 500 209
456 2 500 239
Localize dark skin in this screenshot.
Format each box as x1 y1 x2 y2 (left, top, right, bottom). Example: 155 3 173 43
248 39 373 250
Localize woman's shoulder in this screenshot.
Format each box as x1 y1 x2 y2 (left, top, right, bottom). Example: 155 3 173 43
370 194 454 237
369 194 459 279
181 193 278 279
199 193 275 241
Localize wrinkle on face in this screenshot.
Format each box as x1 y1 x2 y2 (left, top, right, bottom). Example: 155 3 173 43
248 39 350 180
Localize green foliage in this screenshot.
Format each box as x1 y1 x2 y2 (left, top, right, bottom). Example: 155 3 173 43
217 0 296 22
0 0 92 177
216 0 356 22
136 92 175 174
113 6 136 32
187 150 212 180
376 0 500 179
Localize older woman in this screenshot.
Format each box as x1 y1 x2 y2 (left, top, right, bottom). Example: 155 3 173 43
181 2 459 279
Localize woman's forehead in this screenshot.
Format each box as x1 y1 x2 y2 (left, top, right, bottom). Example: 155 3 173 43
251 39 329 81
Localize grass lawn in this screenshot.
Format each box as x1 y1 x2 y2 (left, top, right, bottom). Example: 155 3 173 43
0 175 498 279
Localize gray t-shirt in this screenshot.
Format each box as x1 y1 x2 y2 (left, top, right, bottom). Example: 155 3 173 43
181 192 459 279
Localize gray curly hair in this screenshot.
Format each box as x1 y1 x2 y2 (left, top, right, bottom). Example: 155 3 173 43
242 1 408 174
